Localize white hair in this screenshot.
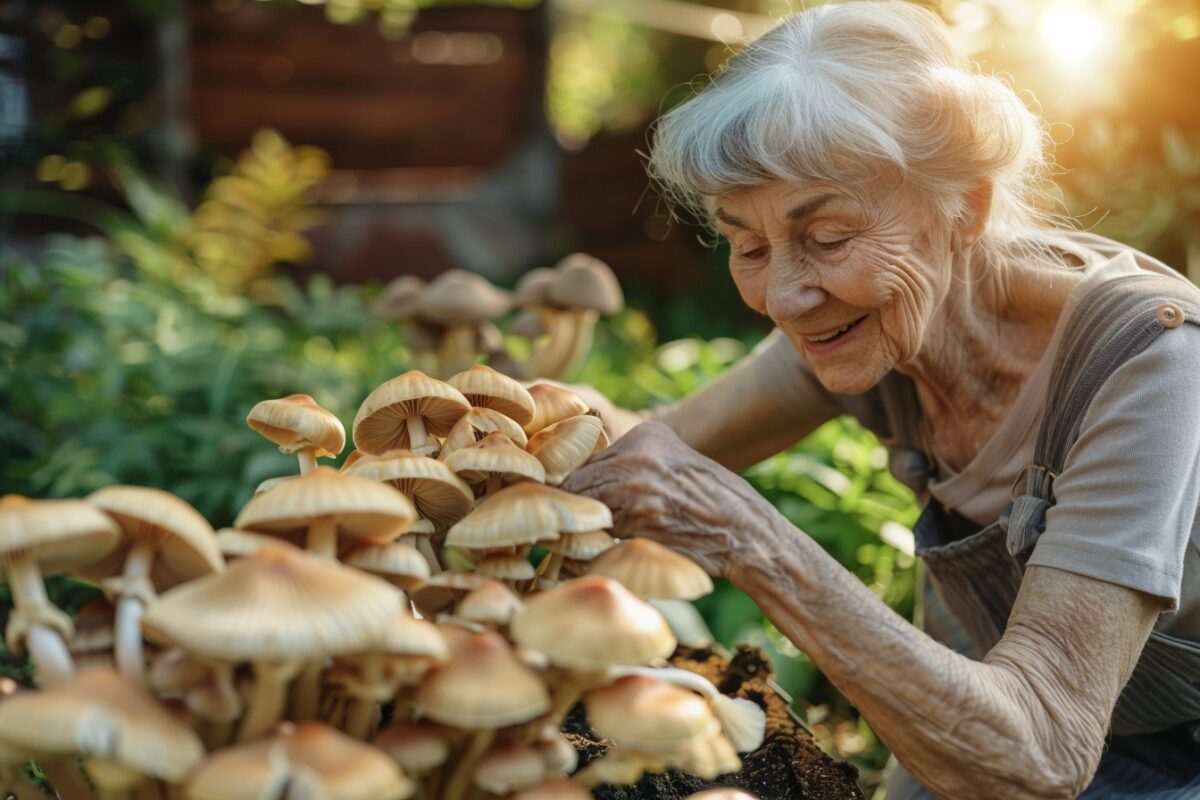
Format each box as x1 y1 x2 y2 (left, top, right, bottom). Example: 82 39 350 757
648 1 1070 265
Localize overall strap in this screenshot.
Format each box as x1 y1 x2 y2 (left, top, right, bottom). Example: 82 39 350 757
1006 273 1200 556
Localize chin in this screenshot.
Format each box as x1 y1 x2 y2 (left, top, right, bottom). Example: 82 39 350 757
810 359 890 396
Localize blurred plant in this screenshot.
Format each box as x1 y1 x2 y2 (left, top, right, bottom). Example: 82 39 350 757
223 0 541 39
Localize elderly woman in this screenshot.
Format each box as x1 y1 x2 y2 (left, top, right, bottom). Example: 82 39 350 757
563 3 1200 798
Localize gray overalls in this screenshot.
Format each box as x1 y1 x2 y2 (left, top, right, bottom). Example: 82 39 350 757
876 274 1200 798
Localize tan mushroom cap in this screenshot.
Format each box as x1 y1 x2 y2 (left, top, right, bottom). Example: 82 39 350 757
344 542 431 590
549 253 624 315
513 267 559 307
473 552 536 581
234 467 416 548
511 778 594 800
374 722 449 774
254 475 296 495
354 371 471 455
446 482 611 549
456 579 524 627
585 674 714 753
410 570 490 617
586 538 714 601
246 394 345 458
344 450 473 528
80 486 223 590
374 610 449 660
0 495 119 574
142 544 400 663
473 743 546 795
417 269 512 325
185 722 414 800
447 365 535 426
415 627 549 728
373 275 427 321
215 527 280 560
673 721 742 780
527 415 606 485
443 434 545 488
539 530 616 560
511 576 676 670
0 669 204 783
440 407 529 459
524 384 592 435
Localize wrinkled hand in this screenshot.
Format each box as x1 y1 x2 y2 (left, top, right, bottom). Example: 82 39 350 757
561 422 781 578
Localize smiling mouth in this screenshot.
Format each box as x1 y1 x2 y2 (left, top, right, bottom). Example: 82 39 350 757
805 316 867 344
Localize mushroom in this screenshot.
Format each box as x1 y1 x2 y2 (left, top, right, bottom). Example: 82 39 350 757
0 495 119 685
509 268 566 381
471 551 537 582
445 365 536 428
443 433 545 497
69 597 117 672
142 544 401 740
343 541 431 593
472 742 546 796
526 414 607 485
445 482 610 552
542 253 624 378
185 722 414 800
234 466 417 560
215 527 279 561
417 270 512 379
455 579 524 629
585 674 715 756
523 383 592 436
439 407 529 460
510 777 593 800
82 485 224 683
586 537 714 602
246 394 346 475
0 669 205 799
354 371 471 457
374 721 450 776
511 575 676 721
414 627 549 800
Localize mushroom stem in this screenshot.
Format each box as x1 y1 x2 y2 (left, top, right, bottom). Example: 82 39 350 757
85 757 143 800
437 325 478 379
406 416 429 450
306 517 338 560
6 553 74 685
239 661 299 742
547 667 607 723
485 474 502 496
345 656 384 740
115 540 156 683
297 449 318 475
414 536 442 575
442 728 495 800
552 309 600 379
290 661 325 722
40 759 93 800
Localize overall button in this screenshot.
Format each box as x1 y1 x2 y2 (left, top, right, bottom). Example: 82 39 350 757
1155 302 1184 329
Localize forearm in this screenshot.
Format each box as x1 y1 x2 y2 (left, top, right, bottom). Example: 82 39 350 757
729 512 1106 799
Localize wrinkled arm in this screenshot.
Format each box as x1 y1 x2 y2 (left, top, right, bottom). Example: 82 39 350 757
734 520 1160 800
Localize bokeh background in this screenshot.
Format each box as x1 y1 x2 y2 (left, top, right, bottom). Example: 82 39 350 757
2 0 1198 795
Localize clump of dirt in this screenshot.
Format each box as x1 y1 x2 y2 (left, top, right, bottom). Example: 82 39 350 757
564 645 864 800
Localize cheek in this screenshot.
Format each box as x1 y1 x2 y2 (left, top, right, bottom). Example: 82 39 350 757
730 264 767 314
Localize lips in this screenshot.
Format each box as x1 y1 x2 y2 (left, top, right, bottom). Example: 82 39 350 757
803 316 867 344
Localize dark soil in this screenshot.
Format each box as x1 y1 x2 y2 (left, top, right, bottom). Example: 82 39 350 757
564 645 865 800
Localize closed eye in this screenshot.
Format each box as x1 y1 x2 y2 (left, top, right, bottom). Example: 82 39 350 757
813 237 851 252
739 246 769 261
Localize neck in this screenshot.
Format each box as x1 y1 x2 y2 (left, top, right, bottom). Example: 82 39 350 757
895 246 1077 471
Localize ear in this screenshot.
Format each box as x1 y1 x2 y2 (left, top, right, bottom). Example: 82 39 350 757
956 182 993 247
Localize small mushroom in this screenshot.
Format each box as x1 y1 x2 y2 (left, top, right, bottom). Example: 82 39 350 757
418 271 513 379
439 407 529 460
247 394 346 475
374 721 450 776
586 538 714 602
446 365 535 428
523 383 592 436
585 674 714 753
472 742 545 795
443 433 545 497
354 371 471 456
527 414 606 486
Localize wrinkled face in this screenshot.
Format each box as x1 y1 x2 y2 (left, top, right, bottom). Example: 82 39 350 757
714 180 954 394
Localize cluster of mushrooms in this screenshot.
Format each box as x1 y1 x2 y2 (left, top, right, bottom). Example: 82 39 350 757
0 364 766 800
373 254 624 381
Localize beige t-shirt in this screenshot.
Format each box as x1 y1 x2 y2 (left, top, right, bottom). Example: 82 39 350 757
749 232 1200 641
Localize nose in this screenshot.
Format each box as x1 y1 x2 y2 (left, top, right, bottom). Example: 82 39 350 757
764 261 827 323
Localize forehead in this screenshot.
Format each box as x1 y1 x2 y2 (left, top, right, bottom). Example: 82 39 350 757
712 181 861 227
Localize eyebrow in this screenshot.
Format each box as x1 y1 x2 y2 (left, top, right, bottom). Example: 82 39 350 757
714 194 837 230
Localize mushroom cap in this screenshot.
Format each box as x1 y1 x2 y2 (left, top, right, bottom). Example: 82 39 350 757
443 434 545 488
446 365 535 426
549 253 623 314
456 579 524 627
344 450 473 529
81 486 223 591
473 743 546 794
373 721 449 774
409 570 489 617
344 542 431 590
142 544 400 663
354 371 471 455
373 275 427 321
511 576 676 670
538 529 616 561
527 415 605 485
246 394 345 458
672 722 741 780
374 610 449 660
446 482 611 549
523 384 592 435
585 674 714 753
533 730 578 775
586 538 714 601
234 467 416 548
0 495 119 575
254 475 296 496
513 268 558 307
0 669 204 783
415 627 549 729
439 408 528 459
511 778 593 800
215 527 280 560
185 722 414 800
472 552 536 581
417 270 512 325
